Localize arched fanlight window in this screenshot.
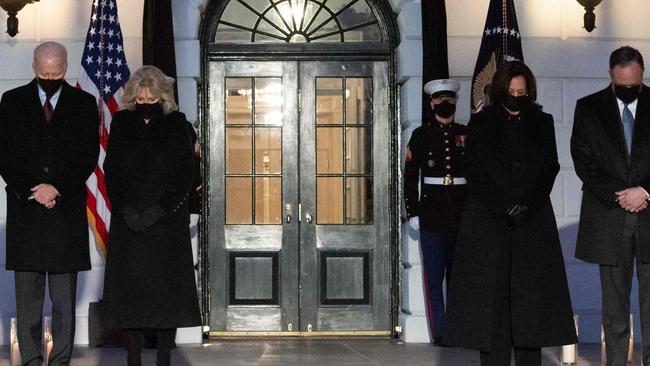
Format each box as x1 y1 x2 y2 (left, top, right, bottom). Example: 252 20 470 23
214 0 382 43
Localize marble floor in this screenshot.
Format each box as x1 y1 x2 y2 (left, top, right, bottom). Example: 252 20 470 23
0 340 635 365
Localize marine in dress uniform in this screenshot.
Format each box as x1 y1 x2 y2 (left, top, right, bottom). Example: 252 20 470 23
404 79 468 343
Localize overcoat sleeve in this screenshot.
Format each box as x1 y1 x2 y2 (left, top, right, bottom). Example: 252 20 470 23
520 113 560 215
570 100 624 209
103 112 128 209
403 129 421 219
463 112 514 218
0 92 36 200
155 113 194 213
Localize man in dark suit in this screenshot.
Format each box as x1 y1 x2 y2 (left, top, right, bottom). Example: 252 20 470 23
572 46 650 366
0 42 99 366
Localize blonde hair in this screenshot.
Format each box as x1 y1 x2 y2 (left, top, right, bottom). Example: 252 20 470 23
121 65 177 114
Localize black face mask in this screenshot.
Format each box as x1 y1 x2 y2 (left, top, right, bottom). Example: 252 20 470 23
135 102 162 120
38 78 64 96
503 94 530 112
614 84 641 104
434 100 456 119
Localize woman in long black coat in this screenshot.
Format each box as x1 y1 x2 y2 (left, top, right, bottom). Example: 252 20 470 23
442 61 577 365
102 66 201 366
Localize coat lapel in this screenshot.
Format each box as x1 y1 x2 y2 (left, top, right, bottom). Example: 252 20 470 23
22 79 50 131
631 85 650 164
47 82 73 126
599 87 629 162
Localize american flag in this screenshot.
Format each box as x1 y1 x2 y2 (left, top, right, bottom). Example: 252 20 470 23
77 0 130 257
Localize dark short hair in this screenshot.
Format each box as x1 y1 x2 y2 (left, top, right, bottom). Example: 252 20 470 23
490 61 537 107
610 46 644 70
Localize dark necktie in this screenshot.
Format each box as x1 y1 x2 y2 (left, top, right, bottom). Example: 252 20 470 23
43 95 53 123
622 104 634 154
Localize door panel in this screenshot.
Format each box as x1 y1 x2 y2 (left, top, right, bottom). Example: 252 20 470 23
299 61 390 332
209 61 300 332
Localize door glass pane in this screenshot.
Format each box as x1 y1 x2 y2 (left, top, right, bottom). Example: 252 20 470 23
316 78 343 125
219 0 258 29
345 127 371 174
255 177 282 224
317 127 343 174
215 24 251 43
305 9 331 34
257 19 288 40
255 128 282 174
338 0 375 29
317 177 344 224
266 8 292 34
226 177 253 224
226 78 252 125
345 23 381 42
346 177 373 224
226 128 252 174
255 78 283 125
345 78 372 125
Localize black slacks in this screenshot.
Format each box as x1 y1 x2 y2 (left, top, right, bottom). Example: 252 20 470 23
15 271 77 366
600 228 650 366
124 328 176 366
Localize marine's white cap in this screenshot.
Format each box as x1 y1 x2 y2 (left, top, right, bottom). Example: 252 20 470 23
423 79 461 96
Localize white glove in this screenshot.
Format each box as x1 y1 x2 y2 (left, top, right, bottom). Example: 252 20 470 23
408 217 420 231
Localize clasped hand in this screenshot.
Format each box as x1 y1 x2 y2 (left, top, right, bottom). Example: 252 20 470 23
616 187 648 213
31 183 58 209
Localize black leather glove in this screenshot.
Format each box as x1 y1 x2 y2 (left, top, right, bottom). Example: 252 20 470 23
140 206 166 230
121 206 144 232
506 204 528 228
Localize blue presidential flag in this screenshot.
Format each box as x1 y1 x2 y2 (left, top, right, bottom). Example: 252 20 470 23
471 0 523 113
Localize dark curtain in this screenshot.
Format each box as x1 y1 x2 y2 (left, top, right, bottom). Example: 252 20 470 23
421 0 449 126
143 0 178 102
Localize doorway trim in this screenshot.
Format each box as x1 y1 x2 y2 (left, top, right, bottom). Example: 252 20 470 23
198 0 401 337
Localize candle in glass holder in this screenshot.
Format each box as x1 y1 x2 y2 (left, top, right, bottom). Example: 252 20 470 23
43 316 53 366
561 315 578 364
10 317 22 366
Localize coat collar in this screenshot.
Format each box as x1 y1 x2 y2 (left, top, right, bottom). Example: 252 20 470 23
29 78 74 126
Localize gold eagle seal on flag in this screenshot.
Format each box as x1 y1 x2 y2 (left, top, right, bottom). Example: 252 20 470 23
472 52 498 113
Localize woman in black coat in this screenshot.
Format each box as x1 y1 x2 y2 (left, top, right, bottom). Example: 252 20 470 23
442 61 577 365
102 66 201 366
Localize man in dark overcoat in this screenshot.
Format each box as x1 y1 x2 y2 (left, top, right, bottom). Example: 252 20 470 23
572 46 650 366
0 42 99 366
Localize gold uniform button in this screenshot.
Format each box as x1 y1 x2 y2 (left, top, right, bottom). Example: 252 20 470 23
446 174 452 178
445 140 450 144
444 132 449 136
445 156 451 161
446 165 451 169
445 147 450 152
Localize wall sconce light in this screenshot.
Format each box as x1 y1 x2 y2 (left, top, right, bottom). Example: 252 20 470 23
576 0 602 32
0 0 40 37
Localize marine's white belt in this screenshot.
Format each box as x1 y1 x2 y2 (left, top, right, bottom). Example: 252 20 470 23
423 177 467 185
